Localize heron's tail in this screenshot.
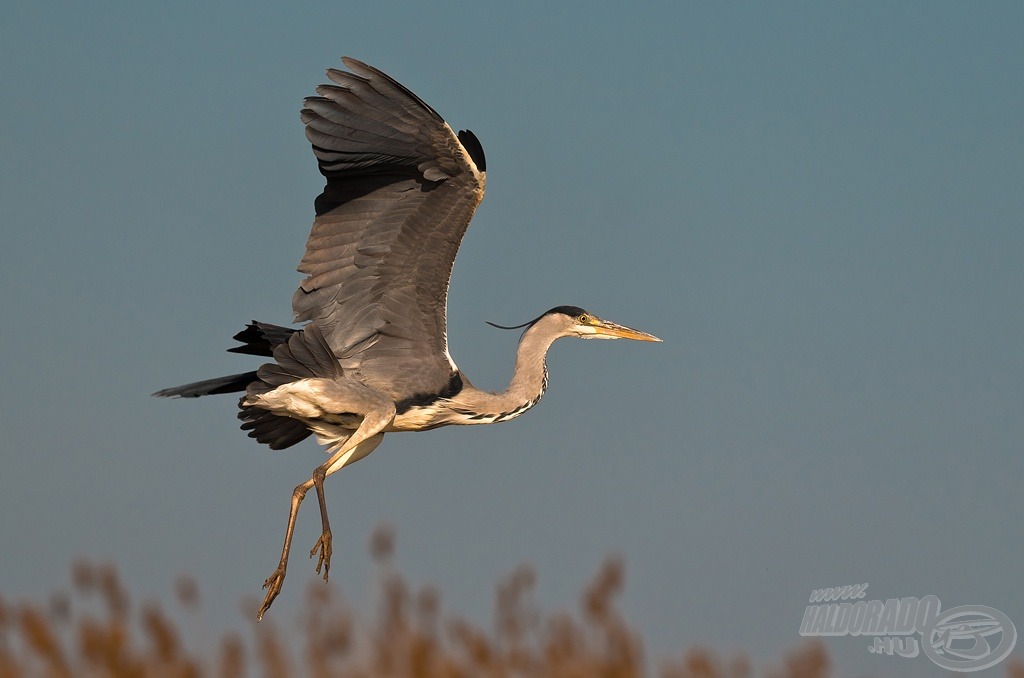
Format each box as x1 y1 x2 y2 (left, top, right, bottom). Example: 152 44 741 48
153 320 318 450
152 371 258 398
151 321 297 397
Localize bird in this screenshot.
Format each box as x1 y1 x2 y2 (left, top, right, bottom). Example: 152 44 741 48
154 57 661 621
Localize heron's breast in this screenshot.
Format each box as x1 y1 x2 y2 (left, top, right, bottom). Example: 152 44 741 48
388 404 453 432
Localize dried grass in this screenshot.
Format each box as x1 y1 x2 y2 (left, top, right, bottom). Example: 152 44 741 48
1 527 1018 677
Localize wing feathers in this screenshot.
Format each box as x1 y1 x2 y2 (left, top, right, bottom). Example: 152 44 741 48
256 324 342 387
339 57 445 124
292 59 485 400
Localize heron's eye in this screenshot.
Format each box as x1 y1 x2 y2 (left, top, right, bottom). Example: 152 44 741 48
578 314 590 324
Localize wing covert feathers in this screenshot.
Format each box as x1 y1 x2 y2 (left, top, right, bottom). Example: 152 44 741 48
292 58 486 400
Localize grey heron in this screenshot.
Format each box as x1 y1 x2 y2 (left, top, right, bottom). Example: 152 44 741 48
155 58 661 621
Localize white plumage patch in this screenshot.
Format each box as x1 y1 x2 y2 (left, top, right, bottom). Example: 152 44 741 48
246 380 334 419
307 420 352 454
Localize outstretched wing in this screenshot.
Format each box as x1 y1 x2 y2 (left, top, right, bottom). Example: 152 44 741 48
293 57 486 401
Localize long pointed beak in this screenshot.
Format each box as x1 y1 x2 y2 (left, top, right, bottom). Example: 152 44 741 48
592 318 662 342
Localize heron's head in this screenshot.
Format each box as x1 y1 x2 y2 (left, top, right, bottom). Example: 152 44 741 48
489 306 661 342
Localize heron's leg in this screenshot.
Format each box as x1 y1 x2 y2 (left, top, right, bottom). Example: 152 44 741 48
257 476 315 621
256 392 394 622
309 432 384 580
309 465 331 576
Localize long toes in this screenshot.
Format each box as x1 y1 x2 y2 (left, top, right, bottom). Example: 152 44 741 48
321 549 332 582
257 570 286 621
310 535 333 582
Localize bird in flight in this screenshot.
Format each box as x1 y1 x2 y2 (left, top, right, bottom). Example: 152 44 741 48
155 57 660 620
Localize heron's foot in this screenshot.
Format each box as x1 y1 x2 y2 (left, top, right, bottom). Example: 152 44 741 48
257 566 287 622
310 531 333 581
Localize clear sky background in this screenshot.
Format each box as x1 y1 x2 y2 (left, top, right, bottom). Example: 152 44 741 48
2 2 1022 676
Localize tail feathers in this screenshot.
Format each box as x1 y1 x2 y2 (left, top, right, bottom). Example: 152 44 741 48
152 371 258 398
155 320 327 450
228 321 299 357
238 403 312 450
257 323 341 387
235 324 335 450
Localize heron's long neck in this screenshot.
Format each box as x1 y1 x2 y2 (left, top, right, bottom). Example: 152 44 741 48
505 326 554 404
454 325 557 421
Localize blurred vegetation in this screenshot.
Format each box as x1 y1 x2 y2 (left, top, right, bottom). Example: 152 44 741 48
1 527 1021 677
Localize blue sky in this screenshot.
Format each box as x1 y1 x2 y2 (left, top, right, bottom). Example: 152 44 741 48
2 2 1022 675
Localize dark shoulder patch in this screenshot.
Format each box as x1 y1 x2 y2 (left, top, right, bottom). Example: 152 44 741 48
457 129 486 172
395 371 464 414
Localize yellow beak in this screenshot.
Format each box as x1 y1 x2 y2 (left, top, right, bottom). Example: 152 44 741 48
592 318 662 342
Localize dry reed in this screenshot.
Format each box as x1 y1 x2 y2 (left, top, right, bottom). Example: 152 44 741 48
1 527 1020 677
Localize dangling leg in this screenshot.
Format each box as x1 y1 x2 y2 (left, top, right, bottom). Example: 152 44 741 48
309 432 384 579
257 475 314 621
309 466 331 577
256 390 395 621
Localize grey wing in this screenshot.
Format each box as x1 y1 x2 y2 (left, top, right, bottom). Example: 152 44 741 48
293 57 487 401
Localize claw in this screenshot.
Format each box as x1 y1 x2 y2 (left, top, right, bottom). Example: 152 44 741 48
310 531 333 582
258 567 286 621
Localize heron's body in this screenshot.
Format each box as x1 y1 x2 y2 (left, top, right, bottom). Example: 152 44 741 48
155 58 659 620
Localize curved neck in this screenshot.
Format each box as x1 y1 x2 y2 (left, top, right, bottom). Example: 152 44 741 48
452 323 559 422
506 323 556 402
